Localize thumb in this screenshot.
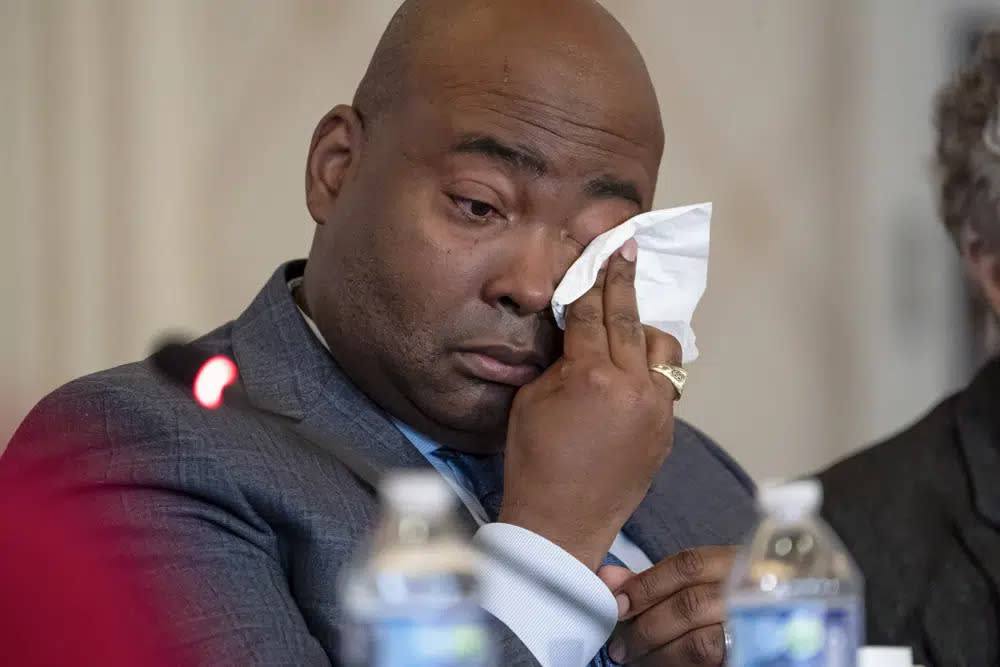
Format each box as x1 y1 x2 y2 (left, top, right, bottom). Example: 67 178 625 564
597 564 633 592
597 565 634 620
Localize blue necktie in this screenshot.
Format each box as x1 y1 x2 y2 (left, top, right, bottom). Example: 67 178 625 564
435 448 625 666
432 448 505 521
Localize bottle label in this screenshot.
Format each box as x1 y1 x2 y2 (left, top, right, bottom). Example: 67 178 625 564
727 602 861 667
344 605 493 667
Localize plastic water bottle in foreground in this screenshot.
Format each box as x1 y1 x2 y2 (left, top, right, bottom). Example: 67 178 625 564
341 471 494 667
725 479 864 667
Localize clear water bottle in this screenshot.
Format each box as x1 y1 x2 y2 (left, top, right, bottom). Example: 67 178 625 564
725 479 864 667
341 470 494 667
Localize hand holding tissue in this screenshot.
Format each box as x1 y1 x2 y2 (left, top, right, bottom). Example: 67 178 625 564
550 203 712 363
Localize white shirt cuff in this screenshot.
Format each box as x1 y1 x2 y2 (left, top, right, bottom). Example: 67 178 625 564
474 523 618 666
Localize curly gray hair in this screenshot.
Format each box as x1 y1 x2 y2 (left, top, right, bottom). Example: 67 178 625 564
936 28 1000 250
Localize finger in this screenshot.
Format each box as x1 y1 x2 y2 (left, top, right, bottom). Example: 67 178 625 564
598 564 633 591
608 583 724 663
603 238 646 372
643 326 682 367
644 325 683 400
633 625 727 667
615 546 736 619
597 565 634 617
562 264 610 362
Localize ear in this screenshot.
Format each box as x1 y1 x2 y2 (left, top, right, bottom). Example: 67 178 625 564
305 105 365 225
959 227 1000 315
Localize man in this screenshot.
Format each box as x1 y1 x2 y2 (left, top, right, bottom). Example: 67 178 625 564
819 29 1000 667
2 0 756 664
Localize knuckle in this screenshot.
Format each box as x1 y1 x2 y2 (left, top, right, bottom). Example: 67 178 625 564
675 548 706 579
584 366 614 391
675 586 705 623
566 302 601 327
705 582 723 605
644 325 682 363
665 338 682 365
634 569 660 606
682 627 725 665
630 616 656 650
606 310 642 334
608 261 636 284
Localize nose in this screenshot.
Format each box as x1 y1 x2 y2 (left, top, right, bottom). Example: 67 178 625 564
482 230 571 317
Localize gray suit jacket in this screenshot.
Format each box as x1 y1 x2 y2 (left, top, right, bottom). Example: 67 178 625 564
3 261 756 665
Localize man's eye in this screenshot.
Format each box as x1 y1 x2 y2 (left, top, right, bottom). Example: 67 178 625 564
452 196 499 221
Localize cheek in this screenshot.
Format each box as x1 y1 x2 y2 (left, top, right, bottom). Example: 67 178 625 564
365 209 486 330
376 233 485 321
380 182 494 288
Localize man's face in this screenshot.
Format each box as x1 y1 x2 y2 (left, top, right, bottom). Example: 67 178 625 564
305 44 663 450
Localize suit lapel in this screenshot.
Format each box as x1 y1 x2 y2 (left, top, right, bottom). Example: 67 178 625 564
921 359 1000 663
955 357 1000 595
956 421 1000 602
957 358 1000 526
958 519 1000 613
230 262 431 485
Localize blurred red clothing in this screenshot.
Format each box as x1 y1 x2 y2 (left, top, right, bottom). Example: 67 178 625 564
0 461 184 667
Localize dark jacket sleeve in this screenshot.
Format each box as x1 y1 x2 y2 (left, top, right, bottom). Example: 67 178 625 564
2 378 333 666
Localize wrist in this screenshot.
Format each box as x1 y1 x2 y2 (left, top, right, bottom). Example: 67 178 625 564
497 506 606 571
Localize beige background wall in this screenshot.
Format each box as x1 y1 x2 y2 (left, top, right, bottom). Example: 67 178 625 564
1 0 989 479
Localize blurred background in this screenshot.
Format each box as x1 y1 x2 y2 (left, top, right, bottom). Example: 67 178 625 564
1 0 998 480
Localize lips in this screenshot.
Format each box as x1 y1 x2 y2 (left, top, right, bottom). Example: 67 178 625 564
455 344 546 387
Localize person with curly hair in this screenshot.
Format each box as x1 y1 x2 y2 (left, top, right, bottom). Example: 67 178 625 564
818 29 1000 667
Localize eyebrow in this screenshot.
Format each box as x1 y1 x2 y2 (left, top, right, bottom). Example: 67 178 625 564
453 134 644 207
584 176 643 207
453 135 548 177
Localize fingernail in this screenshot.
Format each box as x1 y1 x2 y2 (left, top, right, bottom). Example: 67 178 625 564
615 593 630 619
608 638 626 663
620 238 638 262
600 256 610 270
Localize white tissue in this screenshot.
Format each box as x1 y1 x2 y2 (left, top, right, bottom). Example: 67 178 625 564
550 203 711 364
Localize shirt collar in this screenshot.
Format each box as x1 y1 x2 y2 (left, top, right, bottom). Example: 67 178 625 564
288 276 330 352
391 418 443 457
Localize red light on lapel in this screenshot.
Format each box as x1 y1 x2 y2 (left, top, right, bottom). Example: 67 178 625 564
193 356 238 409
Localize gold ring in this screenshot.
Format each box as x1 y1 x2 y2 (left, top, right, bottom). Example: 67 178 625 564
649 363 686 400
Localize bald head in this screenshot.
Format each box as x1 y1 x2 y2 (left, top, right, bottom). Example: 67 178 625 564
354 0 663 151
